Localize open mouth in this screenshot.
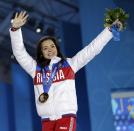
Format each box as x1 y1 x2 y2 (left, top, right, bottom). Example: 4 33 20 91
48 53 53 56
48 53 55 57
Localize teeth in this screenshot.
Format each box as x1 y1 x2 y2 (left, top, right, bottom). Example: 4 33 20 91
48 54 53 56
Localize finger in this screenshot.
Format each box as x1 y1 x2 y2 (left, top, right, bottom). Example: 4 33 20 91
19 11 24 18
118 22 123 31
22 11 27 17
14 12 18 19
23 14 29 21
113 19 119 25
120 23 123 29
116 19 119 22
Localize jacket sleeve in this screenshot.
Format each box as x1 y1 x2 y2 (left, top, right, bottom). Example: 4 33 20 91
9 28 36 78
68 27 113 73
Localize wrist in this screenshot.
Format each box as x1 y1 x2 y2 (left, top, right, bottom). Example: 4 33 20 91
11 26 20 31
108 27 112 32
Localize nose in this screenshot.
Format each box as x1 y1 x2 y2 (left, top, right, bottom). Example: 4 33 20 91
48 48 52 52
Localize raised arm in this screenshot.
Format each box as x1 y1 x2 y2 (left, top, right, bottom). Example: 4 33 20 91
9 11 36 78
69 20 123 73
68 27 113 73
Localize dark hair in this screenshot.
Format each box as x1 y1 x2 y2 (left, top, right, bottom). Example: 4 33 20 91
36 36 65 68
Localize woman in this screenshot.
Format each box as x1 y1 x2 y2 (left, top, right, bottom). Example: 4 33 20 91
9 11 122 131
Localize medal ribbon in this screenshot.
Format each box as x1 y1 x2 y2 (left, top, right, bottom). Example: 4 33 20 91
42 62 61 93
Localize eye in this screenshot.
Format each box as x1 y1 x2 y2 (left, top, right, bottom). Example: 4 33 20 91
42 47 47 51
51 45 55 48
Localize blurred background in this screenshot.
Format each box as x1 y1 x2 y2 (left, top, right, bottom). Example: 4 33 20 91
0 0 134 131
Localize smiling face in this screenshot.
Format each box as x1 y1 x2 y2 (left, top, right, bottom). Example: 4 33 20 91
41 39 58 59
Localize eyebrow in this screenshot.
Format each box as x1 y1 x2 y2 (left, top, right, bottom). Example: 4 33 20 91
42 44 55 48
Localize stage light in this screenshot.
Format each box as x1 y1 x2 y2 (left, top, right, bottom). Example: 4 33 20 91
36 28 41 33
36 21 44 33
116 126 121 131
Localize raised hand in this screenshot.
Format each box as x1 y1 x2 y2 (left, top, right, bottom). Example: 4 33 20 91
111 19 123 31
12 11 29 29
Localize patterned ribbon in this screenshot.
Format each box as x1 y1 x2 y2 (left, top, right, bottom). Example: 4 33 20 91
111 24 120 41
42 62 60 93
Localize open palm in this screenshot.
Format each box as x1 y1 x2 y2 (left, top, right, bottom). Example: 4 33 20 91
12 11 29 28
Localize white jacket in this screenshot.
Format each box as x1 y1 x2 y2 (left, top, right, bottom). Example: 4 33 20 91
9 28 113 120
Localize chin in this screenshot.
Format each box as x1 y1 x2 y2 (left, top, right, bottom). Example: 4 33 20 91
48 56 55 60
45 55 57 60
